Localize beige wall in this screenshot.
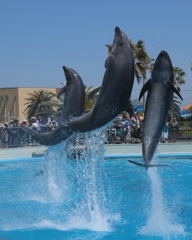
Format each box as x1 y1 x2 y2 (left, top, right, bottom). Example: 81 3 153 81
18 88 57 124
0 88 57 124
0 88 18 123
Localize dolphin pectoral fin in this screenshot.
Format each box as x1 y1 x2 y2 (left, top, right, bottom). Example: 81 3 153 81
57 85 67 98
105 55 114 68
167 81 183 101
54 117 68 127
128 160 169 169
139 78 153 101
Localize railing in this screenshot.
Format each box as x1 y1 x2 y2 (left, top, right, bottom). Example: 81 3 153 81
0 122 192 148
0 127 41 148
107 122 192 144
175 122 192 140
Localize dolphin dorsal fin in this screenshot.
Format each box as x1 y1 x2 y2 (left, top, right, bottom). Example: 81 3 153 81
139 78 153 101
167 81 183 101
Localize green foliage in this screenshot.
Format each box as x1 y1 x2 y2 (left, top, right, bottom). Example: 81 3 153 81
168 96 182 121
173 67 186 92
129 39 153 84
23 90 59 121
84 86 101 112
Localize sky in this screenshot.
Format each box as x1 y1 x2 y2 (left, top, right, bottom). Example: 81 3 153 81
0 0 192 107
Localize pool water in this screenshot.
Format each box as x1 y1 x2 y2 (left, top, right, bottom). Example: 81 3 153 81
0 155 192 240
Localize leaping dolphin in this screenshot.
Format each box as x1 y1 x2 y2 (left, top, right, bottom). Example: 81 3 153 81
21 66 85 146
128 50 183 169
55 26 135 132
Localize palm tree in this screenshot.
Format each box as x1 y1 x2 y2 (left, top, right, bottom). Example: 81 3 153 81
84 86 101 112
106 40 152 84
130 40 150 83
130 40 153 107
173 67 186 92
169 96 182 120
23 90 59 121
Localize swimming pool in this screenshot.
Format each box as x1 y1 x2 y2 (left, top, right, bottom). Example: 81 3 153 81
0 149 192 240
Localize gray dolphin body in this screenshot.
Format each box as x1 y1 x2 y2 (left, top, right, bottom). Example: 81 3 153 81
22 66 85 146
56 26 134 132
128 51 183 169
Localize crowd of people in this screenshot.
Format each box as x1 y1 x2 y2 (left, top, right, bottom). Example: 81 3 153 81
0 111 186 148
107 108 144 143
0 115 57 148
107 111 182 144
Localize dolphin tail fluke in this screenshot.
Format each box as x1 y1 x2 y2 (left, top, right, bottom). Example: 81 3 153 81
128 160 147 167
128 160 169 168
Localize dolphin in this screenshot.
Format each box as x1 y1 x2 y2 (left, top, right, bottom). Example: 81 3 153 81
128 50 183 169
55 26 135 132
21 66 85 146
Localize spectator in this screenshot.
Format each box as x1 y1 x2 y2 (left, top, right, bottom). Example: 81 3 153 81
31 117 39 131
51 121 57 131
9 120 19 147
0 120 5 128
0 120 5 146
161 122 169 143
2 123 9 148
39 118 49 133
19 119 28 146
121 114 129 142
130 110 143 142
169 117 178 142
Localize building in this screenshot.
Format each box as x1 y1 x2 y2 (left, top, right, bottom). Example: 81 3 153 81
0 87 60 124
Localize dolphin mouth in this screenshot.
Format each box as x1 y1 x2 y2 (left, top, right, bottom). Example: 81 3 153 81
159 50 169 59
63 66 70 83
63 66 68 72
115 26 122 38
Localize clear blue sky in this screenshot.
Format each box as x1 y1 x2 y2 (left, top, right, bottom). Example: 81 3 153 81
0 0 191 106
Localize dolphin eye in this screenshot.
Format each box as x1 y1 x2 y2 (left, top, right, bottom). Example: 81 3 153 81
120 42 123 46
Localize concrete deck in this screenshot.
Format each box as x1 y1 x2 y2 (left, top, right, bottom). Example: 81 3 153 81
0 142 192 161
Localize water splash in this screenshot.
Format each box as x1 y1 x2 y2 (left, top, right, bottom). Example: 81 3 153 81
139 159 185 239
61 129 115 231
23 128 115 232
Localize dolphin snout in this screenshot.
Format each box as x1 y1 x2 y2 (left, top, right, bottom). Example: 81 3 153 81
63 66 68 71
115 26 122 37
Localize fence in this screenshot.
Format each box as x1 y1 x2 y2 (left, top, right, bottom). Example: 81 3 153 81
0 122 192 148
0 127 40 148
107 122 192 144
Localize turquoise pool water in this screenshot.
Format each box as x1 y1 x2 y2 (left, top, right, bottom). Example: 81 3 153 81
0 153 192 240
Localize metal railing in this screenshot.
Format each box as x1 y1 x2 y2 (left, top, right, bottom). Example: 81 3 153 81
107 122 192 144
0 122 192 148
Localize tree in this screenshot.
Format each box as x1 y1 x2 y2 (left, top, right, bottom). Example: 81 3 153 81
168 96 182 120
130 40 153 107
173 67 186 92
130 40 151 84
84 86 101 112
23 90 59 121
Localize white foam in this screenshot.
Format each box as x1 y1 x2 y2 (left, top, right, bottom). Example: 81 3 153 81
139 167 185 238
